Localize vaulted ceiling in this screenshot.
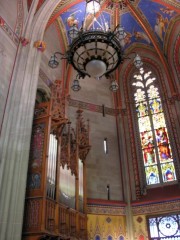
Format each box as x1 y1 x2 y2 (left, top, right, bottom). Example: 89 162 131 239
29 0 180 95
27 0 179 103
29 0 180 53
48 0 179 51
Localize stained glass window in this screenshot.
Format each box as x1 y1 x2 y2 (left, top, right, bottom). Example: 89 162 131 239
107 236 113 240
148 214 180 239
132 68 176 185
138 235 145 240
119 236 124 240
95 235 101 240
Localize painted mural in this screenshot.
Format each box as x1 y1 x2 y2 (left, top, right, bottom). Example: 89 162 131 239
58 1 153 49
120 12 152 49
59 1 112 44
26 0 179 63
87 214 126 240
133 215 148 240
138 0 178 44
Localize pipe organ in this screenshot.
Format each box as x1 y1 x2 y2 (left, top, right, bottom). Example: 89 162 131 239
23 81 90 240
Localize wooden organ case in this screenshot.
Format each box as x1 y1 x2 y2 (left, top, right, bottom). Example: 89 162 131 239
23 81 90 240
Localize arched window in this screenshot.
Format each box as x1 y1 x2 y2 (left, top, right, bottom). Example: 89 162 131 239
138 235 145 240
95 235 101 240
107 236 112 240
119 236 124 240
132 68 176 185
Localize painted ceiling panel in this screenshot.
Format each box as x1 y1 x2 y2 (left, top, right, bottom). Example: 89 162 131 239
59 2 112 44
138 0 178 44
90 11 111 31
120 12 152 49
59 1 153 48
60 2 86 29
60 2 86 44
47 0 179 57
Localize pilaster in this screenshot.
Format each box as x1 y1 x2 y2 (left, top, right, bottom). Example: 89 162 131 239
0 1 62 239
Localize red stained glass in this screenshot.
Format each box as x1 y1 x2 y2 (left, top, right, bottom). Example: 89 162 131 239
138 235 144 240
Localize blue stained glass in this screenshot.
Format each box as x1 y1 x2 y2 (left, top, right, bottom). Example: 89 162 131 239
149 98 162 114
107 236 112 240
95 235 101 240
119 236 124 240
161 162 176 182
145 166 160 185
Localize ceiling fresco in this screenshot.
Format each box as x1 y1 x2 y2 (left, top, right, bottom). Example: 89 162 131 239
120 12 152 49
138 0 178 44
60 2 112 44
27 0 180 62
48 0 179 52
58 1 150 49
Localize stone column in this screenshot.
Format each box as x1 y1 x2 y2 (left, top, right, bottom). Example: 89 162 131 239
118 111 135 240
0 1 62 239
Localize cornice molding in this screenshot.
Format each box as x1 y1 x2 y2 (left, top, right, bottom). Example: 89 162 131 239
87 198 180 216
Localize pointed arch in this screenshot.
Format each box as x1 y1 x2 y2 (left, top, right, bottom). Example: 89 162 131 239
164 15 180 86
120 50 180 196
131 67 177 185
95 235 101 240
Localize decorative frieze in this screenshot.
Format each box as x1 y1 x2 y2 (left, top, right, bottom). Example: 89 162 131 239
15 0 24 37
87 204 126 216
68 97 119 116
132 199 180 215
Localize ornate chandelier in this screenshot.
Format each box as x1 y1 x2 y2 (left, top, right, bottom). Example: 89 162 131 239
48 0 142 92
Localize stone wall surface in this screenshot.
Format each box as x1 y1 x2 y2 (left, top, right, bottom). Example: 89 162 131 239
68 105 123 201
0 0 20 129
0 0 18 29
